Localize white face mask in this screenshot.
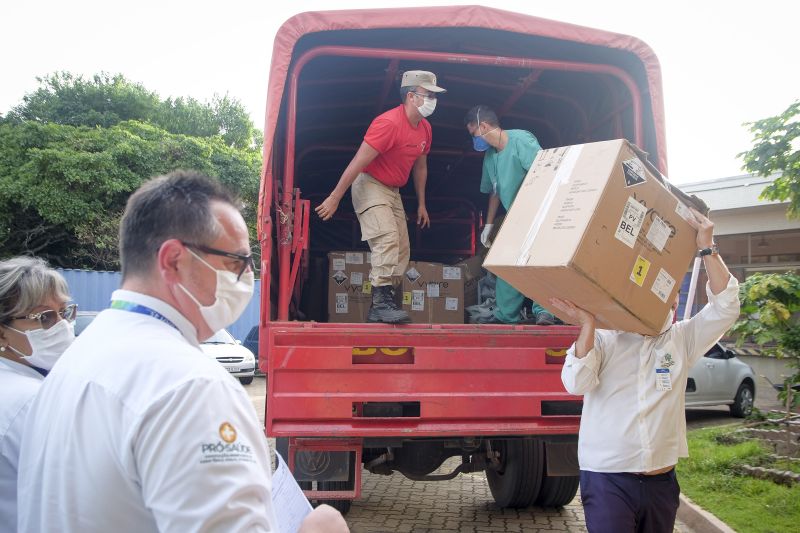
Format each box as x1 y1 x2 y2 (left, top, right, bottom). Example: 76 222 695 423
179 250 255 334
417 96 437 118
6 318 75 370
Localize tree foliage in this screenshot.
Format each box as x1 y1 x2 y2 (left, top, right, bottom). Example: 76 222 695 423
738 100 800 219
730 272 800 406
0 73 262 270
6 72 261 149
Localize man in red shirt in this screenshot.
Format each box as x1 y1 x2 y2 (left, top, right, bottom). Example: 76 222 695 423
315 70 445 323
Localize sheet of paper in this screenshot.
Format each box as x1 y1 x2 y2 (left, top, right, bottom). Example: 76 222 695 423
272 453 313 533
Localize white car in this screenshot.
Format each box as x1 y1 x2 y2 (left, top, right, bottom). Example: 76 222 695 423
200 329 256 385
686 342 756 417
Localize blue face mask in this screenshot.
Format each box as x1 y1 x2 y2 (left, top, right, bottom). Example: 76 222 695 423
473 135 490 152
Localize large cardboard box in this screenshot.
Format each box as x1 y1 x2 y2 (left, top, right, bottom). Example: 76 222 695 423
484 139 705 336
401 261 465 324
327 251 372 323
453 255 485 310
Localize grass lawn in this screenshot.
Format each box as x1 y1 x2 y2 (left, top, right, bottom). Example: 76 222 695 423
677 424 800 533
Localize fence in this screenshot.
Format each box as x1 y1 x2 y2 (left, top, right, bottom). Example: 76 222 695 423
58 269 260 342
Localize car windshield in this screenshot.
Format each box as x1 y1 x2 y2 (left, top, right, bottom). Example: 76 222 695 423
203 329 235 344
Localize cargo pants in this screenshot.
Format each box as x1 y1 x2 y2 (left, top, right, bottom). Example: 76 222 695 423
351 173 410 287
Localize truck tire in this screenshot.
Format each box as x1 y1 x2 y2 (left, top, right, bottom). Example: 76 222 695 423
486 438 544 508
535 474 579 508
534 446 579 508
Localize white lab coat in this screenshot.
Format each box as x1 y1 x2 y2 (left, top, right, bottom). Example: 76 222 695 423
0 358 43 533
18 290 278 532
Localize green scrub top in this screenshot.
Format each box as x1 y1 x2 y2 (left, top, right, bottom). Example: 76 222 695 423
479 129 541 210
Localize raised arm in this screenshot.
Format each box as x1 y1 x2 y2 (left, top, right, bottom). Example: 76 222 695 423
550 298 602 395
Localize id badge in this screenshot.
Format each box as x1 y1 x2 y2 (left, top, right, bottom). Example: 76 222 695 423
656 368 672 391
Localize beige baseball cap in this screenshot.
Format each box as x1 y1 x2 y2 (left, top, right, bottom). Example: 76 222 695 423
400 70 446 93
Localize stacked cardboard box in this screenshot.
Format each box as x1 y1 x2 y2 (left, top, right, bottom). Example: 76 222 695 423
484 139 705 336
327 251 372 323
453 255 484 311
401 261 465 324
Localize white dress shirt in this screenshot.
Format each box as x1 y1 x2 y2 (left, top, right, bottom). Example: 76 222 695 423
561 276 740 473
0 358 43 533
18 290 278 532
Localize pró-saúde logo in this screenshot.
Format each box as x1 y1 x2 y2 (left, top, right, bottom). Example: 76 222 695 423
219 422 237 443
200 421 255 464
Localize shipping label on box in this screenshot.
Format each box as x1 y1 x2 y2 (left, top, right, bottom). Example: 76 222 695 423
327 251 373 322
484 139 701 335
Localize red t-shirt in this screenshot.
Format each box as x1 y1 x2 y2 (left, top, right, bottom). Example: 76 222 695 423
363 105 432 187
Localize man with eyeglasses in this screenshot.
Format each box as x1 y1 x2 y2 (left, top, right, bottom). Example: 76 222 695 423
18 171 349 532
315 70 446 324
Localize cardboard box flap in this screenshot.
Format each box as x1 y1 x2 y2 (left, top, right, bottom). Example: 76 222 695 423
627 140 709 215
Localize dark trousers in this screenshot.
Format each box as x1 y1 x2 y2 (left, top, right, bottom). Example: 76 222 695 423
580 469 680 533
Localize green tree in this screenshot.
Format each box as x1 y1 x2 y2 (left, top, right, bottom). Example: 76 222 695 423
6 72 261 149
738 100 800 219
730 273 800 408
0 120 261 269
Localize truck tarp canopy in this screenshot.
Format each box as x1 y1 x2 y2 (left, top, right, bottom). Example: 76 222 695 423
259 4 668 321
261 5 667 193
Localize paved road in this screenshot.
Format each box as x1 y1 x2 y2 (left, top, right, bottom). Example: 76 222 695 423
245 376 696 532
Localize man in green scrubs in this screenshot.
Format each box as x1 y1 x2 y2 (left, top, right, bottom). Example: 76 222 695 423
464 105 556 325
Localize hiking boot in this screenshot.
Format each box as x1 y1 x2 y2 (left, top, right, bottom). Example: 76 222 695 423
367 285 411 324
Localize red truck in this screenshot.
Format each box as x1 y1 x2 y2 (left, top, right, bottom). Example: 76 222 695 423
258 5 668 513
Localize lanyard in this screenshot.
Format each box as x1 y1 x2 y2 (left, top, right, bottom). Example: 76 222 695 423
110 300 179 331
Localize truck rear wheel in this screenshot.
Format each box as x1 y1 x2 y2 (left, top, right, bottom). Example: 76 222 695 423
534 446 580 508
486 438 544 508
535 474 579 507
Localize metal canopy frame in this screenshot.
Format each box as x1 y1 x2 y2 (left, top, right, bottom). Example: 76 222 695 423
274 45 645 320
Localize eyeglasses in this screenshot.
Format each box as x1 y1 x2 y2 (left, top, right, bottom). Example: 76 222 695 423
13 303 78 330
183 242 255 281
412 92 437 101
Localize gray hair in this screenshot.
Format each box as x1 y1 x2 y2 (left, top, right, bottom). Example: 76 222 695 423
119 170 238 280
0 256 71 324
400 86 417 103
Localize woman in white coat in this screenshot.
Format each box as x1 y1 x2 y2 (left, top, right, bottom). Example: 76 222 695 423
0 256 76 531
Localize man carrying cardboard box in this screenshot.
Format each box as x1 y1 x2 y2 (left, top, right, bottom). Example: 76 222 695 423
464 105 555 325
316 71 446 324
553 208 739 533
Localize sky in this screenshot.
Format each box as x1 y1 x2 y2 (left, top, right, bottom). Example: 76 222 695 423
1 0 797 184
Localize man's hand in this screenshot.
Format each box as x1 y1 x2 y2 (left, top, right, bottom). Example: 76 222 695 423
549 298 594 327
417 205 430 228
298 504 350 533
685 207 714 249
315 195 340 221
480 224 494 248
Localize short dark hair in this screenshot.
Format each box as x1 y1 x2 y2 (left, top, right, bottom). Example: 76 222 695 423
464 105 499 128
400 86 416 103
119 170 238 279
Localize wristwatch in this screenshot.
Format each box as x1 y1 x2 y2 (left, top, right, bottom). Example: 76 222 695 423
698 243 719 257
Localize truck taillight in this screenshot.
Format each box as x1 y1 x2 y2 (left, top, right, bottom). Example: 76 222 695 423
545 348 567 364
